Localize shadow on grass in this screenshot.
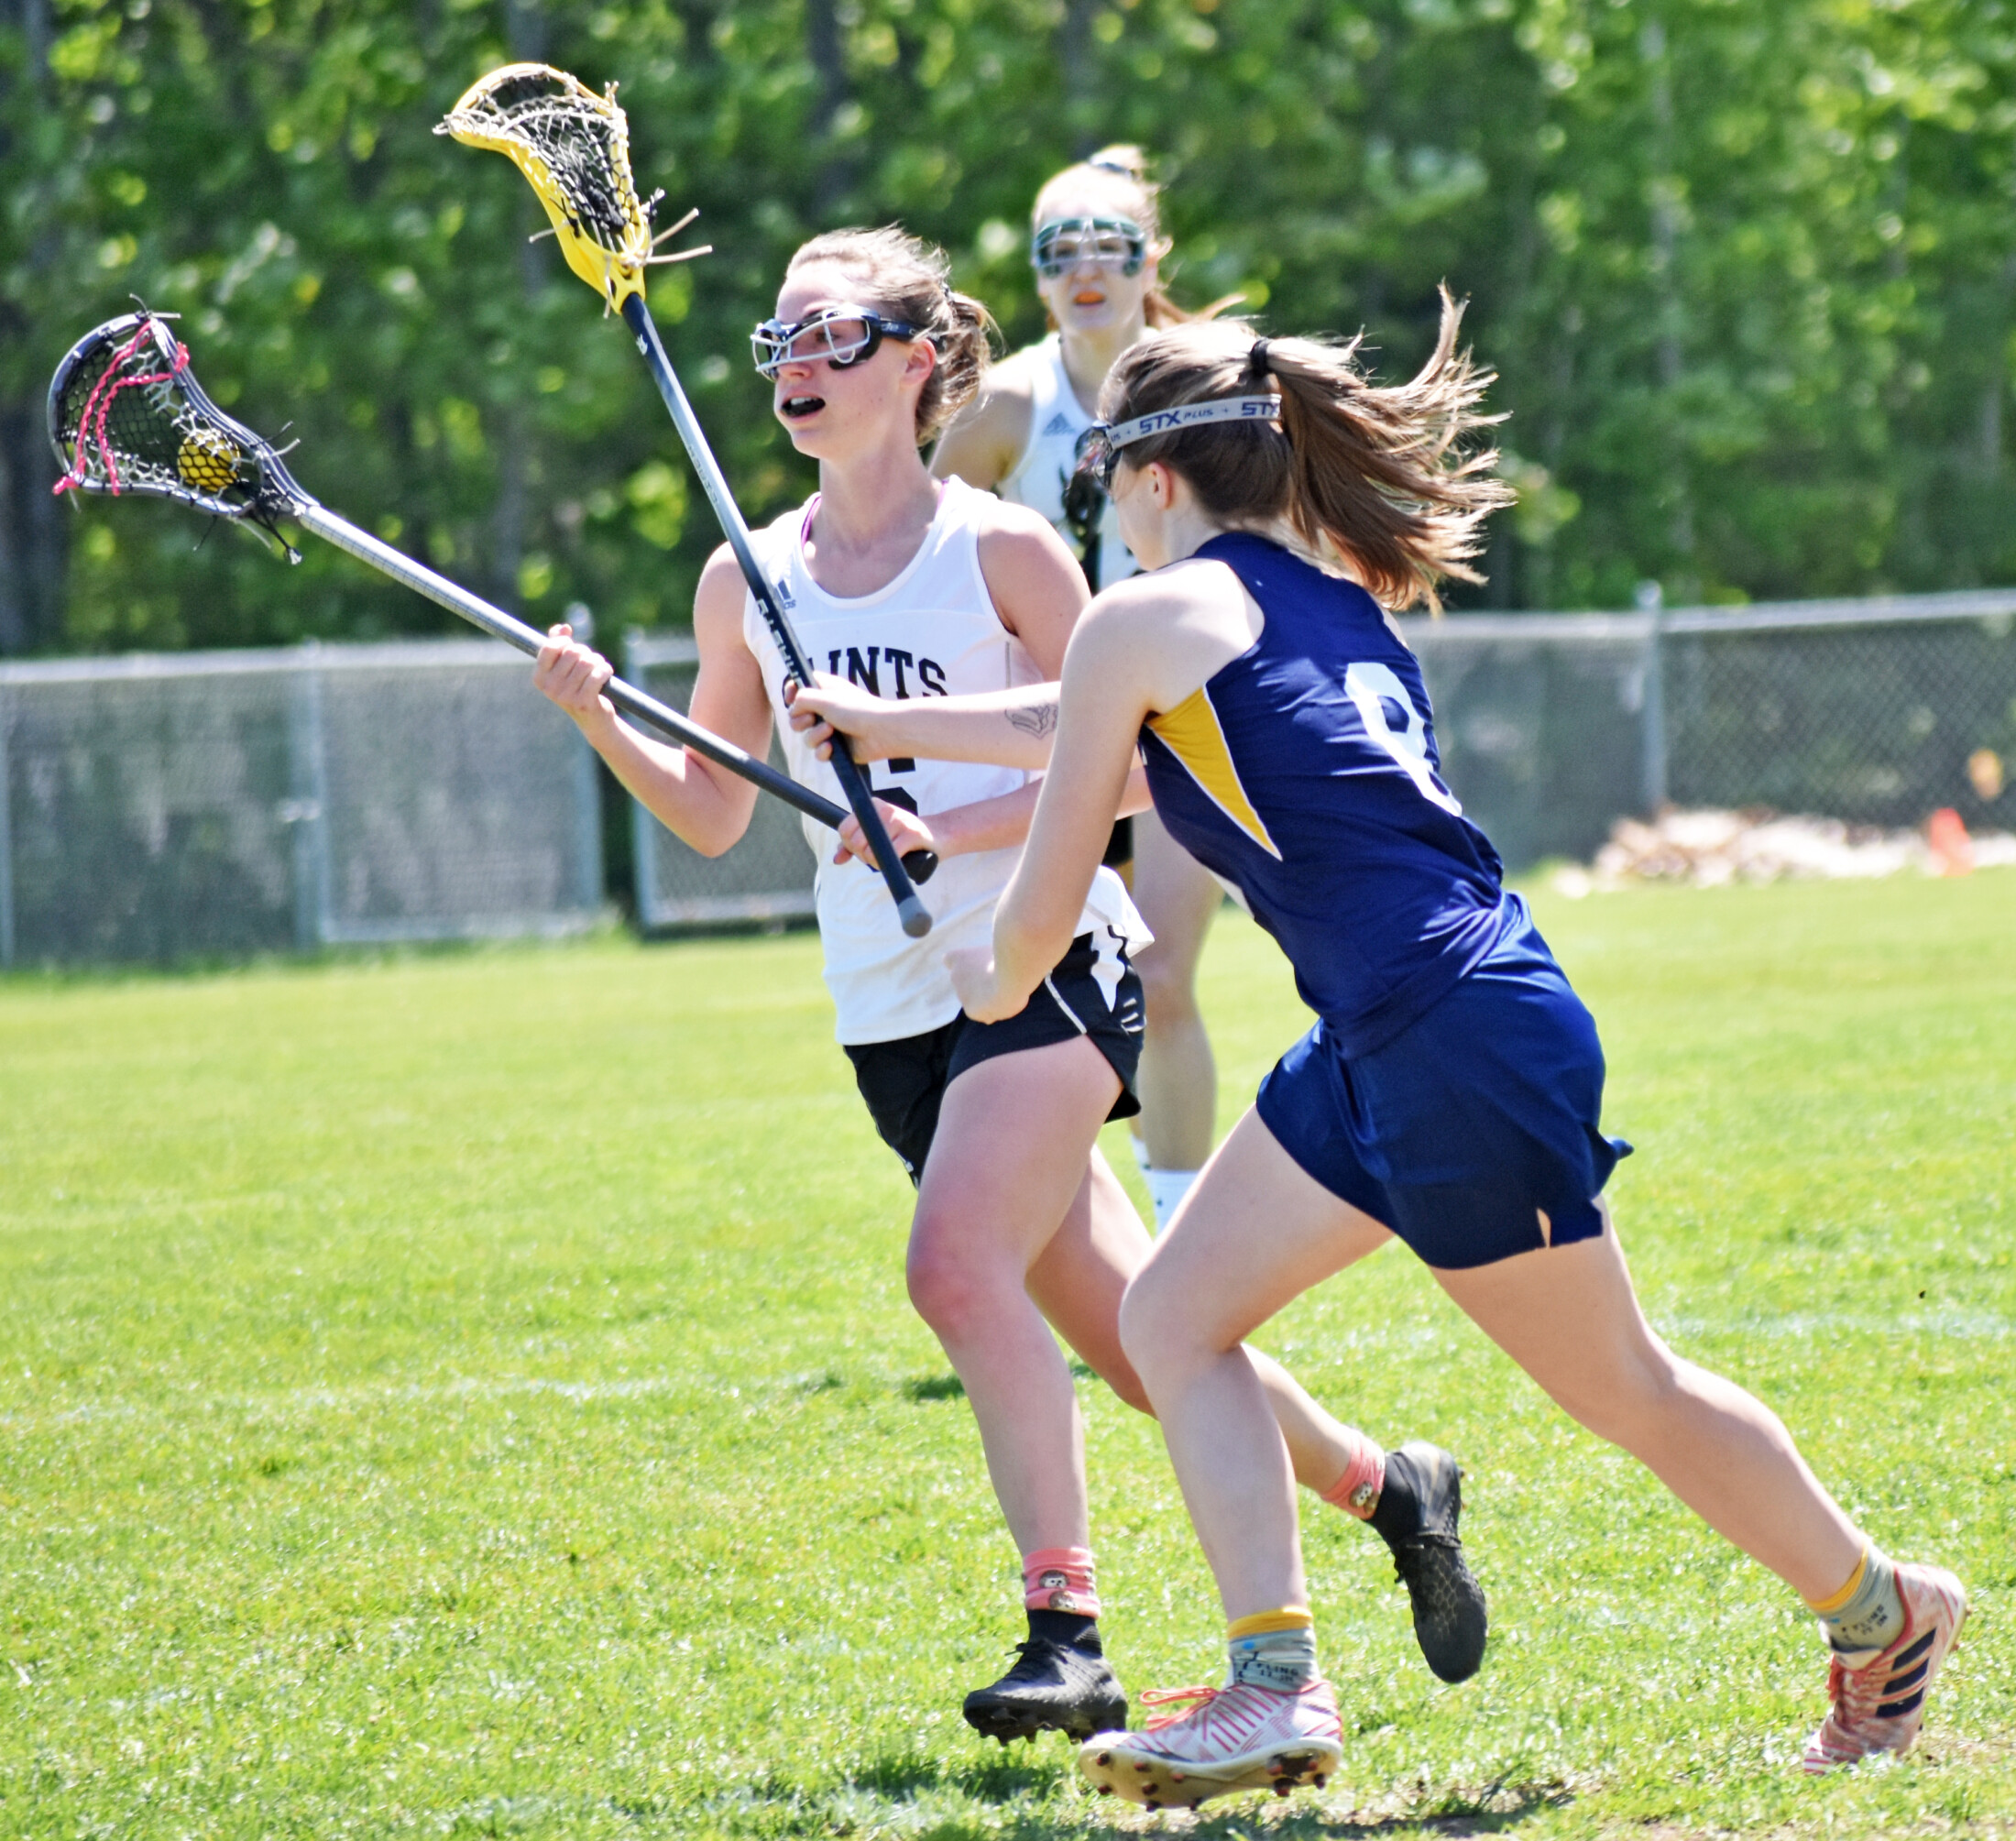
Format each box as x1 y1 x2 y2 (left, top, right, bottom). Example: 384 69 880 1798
904 1364 1095 1406
745 1745 1571 1840
1023 1779 1569 1838
835 1745 1064 1803
903 1373 967 1402
1145 1781 1573 1837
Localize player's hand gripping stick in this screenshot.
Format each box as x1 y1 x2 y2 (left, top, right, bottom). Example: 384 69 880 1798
438 64 936 937
46 310 860 841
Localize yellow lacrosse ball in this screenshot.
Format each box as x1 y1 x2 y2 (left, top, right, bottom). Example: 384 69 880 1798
177 426 240 493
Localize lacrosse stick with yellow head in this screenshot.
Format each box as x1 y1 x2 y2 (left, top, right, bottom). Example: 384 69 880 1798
49 307 859 838
438 64 937 933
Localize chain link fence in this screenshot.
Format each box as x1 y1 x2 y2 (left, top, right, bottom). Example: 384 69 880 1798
623 632 818 930
0 639 602 966
5 592 2011 965
1409 590 2016 869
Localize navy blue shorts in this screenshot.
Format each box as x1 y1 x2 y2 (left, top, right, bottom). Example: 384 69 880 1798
1256 897 1630 1270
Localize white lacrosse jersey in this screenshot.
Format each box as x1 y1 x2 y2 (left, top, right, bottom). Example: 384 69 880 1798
744 475 1145 1045
994 334 1140 593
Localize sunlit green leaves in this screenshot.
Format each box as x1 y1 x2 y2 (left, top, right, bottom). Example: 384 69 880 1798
4 0 2015 652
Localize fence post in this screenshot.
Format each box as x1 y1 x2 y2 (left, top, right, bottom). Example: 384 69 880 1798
286 642 333 950
0 685 14 970
565 606 604 915
624 628 659 928
1637 582 1670 813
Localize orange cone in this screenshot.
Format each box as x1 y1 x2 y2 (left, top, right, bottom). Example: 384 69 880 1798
1927 807 1975 876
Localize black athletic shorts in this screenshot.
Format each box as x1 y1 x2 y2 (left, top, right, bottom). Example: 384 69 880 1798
1101 817 1134 870
843 930 1145 1185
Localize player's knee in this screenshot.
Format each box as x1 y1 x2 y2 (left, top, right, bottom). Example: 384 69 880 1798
904 1228 1007 1342
904 1241 972 1337
1134 949 1200 1023
1116 1267 1195 1391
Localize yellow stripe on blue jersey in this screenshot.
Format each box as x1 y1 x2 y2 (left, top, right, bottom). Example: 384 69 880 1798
1147 685 1282 860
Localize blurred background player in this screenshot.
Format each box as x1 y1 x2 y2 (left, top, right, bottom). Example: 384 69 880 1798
537 226 1485 1748
933 148 1227 1229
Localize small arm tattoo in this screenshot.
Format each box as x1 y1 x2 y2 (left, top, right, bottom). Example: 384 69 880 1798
1004 701 1059 740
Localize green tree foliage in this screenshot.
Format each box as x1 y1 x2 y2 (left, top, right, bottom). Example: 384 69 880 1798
2 0 2012 653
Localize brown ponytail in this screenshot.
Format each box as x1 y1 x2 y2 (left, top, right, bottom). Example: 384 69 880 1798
1101 290 1514 612
787 226 998 444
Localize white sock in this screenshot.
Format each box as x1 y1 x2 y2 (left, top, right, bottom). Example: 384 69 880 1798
1146 1167 1199 1232
1130 1133 1154 1175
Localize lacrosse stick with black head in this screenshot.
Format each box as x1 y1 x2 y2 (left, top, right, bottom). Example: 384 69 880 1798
48 307 859 838
438 65 937 937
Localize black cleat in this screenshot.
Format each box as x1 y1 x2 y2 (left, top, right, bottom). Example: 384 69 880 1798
1368 1441 1488 1683
962 1637 1128 1743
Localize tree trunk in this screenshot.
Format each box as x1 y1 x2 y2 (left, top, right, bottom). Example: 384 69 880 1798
1059 0 1098 155
805 0 855 216
0 0 64 653
488 0 548 610
1641 17 1695 580
1980 254 2016 478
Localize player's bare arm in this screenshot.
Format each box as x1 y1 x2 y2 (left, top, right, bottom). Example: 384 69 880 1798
791 500 1089 768
821 511 1149 871
534 544 771 858
826 780 1042 872
948 587 1176 1022
790 675 1064 768
948 565 1259 1019
929 359 1037 488
974 494 1092 674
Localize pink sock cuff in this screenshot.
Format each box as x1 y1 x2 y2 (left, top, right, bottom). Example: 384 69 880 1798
1023 1545 1101 1616
1320 1438 1386 1519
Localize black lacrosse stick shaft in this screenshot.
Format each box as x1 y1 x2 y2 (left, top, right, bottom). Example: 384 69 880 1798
295 510 849 832
618 292 937 937
46 310 849 841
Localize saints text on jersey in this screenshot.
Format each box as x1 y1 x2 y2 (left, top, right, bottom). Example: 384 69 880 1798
821 643 949 698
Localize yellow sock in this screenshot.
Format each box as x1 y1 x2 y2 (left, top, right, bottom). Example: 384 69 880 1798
1804 1548 1868 1616
1227 1606 1314 1639
1803 1544 1905 1655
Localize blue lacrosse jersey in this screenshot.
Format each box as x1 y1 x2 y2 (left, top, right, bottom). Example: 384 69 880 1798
1139 533 1510 1056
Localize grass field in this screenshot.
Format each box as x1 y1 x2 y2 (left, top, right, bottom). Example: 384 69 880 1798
3 873 2012 1839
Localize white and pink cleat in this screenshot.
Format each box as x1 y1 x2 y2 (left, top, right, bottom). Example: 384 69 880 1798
1802 1562 1967 1773
1078 1677 1344 1811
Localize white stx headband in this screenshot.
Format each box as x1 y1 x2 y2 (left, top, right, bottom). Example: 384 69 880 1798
1078 394 1283 490
1106 394 1280 451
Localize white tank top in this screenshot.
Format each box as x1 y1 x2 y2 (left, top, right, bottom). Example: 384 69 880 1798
995 334 1139 592
743 474 1145 1045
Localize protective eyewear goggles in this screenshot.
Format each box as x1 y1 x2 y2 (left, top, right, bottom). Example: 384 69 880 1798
1031 216 1147 280
1072 395 1282 494
751 306 928 379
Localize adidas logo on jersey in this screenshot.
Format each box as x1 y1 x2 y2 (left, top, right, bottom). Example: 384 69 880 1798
1041 412 1076 437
